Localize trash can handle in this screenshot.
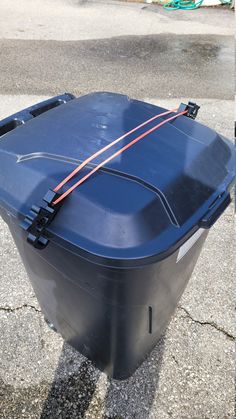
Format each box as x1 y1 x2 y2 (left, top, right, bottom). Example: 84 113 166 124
0 94 75 138
199 191 231 229
0 117 25 138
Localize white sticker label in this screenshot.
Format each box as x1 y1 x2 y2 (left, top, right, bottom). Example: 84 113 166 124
177 228 205 263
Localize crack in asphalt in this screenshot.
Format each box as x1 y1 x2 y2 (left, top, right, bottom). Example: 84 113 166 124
1 303 234 341
0 304 41 314
178 306 235 341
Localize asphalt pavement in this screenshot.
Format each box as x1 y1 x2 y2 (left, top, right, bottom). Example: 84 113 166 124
0 1 235 418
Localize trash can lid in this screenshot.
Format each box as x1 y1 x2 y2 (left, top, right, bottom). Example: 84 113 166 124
0 92 234 267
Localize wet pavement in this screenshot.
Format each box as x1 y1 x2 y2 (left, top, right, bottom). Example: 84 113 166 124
0 35 233 99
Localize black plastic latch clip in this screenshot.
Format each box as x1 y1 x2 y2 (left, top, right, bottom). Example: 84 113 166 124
178 101 200 119
21 189 63 249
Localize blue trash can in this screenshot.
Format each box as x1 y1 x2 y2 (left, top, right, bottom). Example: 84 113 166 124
0 92 234 379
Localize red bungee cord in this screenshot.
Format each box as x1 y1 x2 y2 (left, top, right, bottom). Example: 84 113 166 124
52 109 187 206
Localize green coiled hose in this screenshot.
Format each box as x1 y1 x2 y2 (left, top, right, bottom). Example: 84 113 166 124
163 0 231 10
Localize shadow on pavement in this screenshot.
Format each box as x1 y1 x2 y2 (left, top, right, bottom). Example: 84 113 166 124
40 337 165 419
40 343 99 419
104 337 165 419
